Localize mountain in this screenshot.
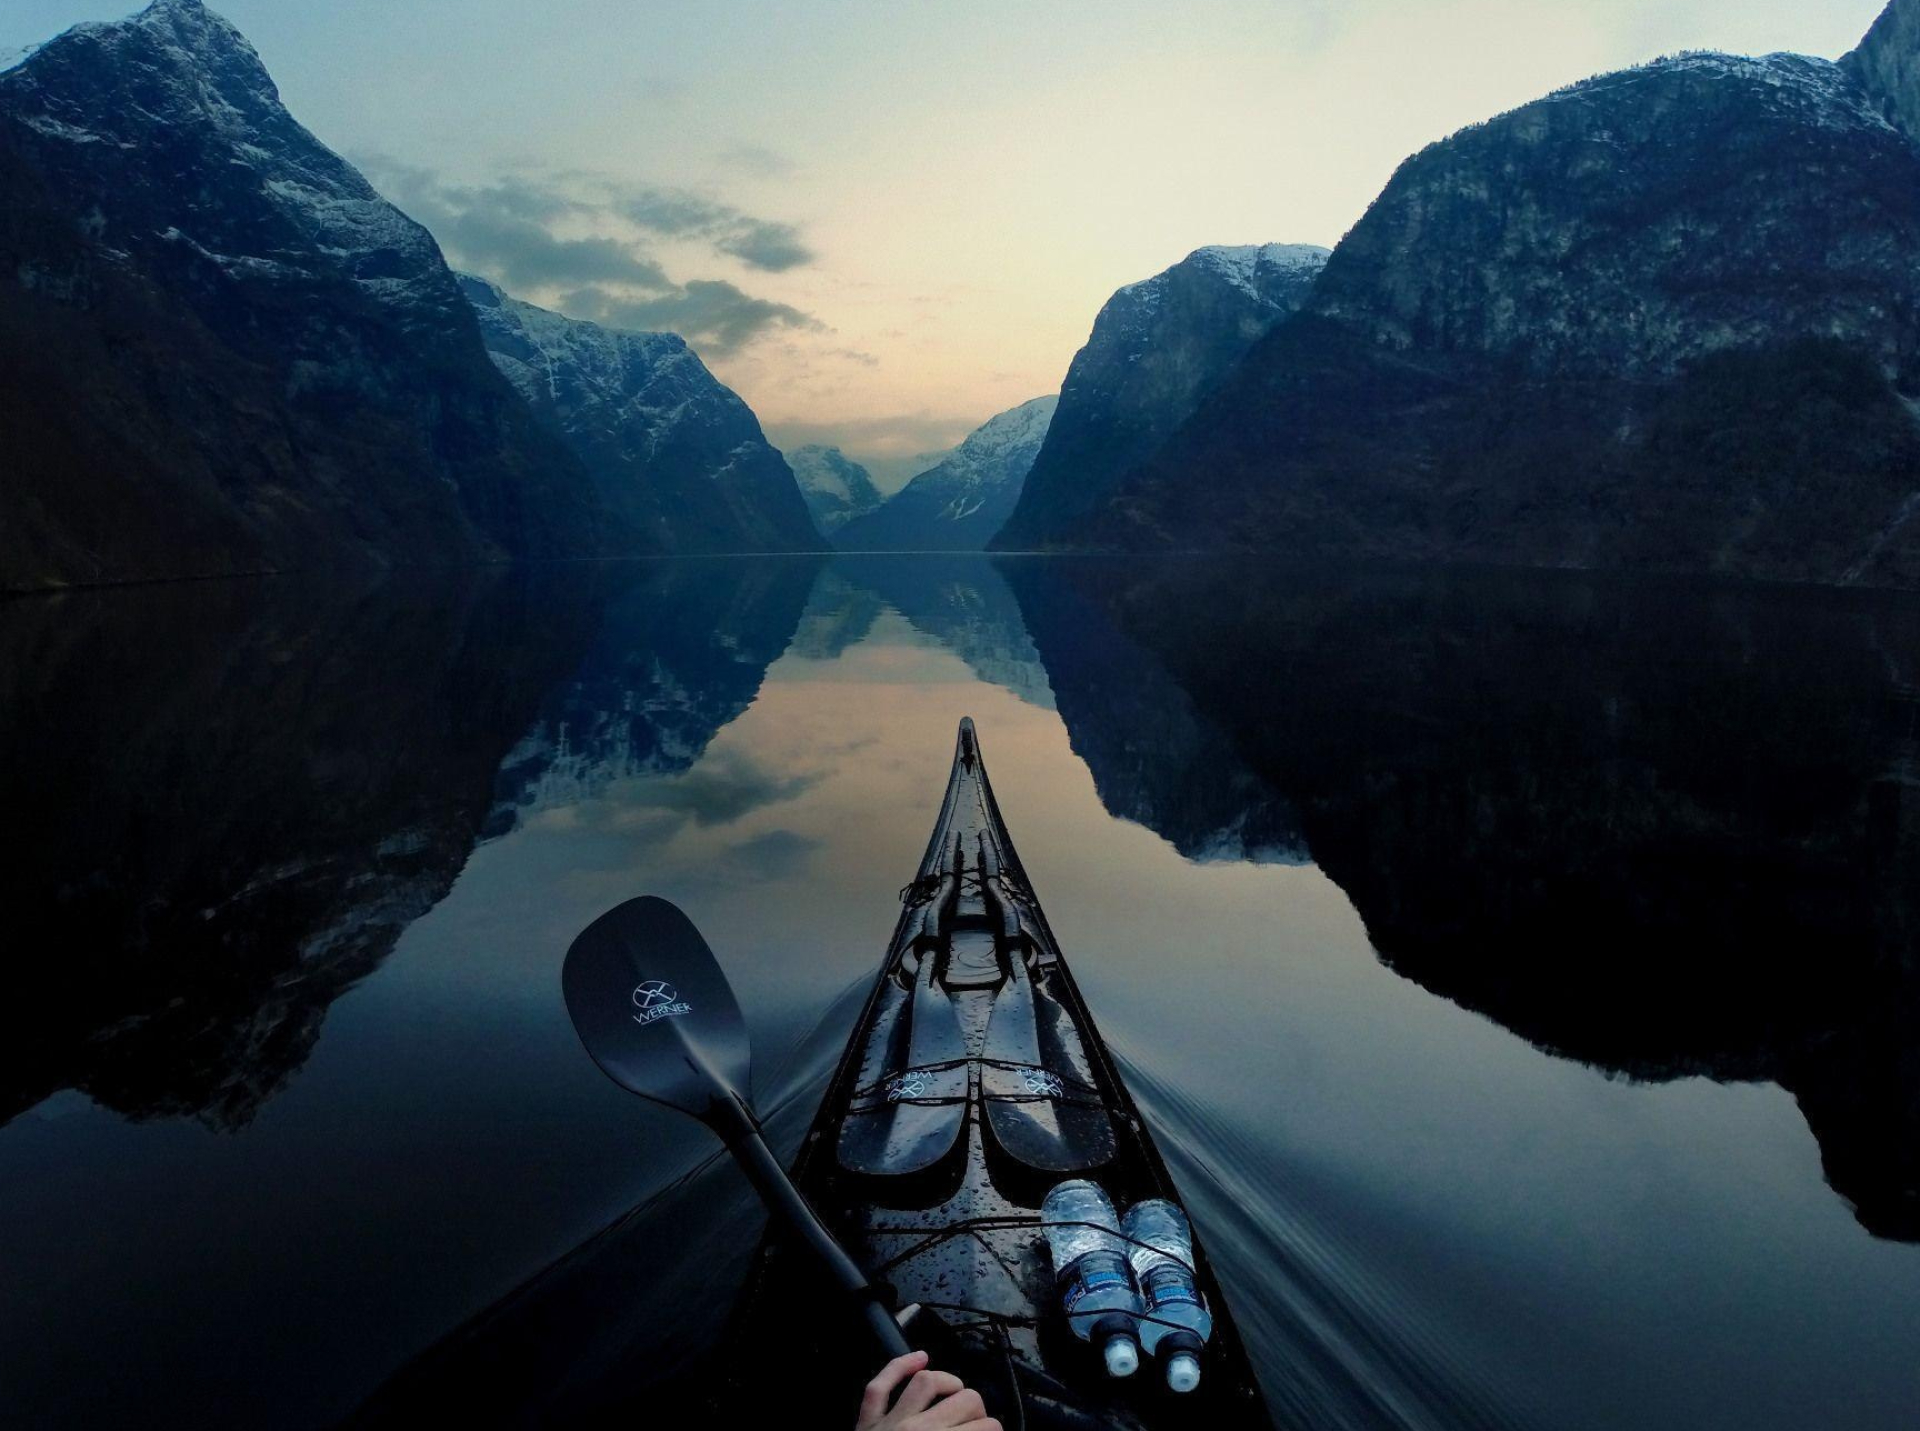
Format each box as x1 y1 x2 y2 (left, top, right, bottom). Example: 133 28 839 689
0 0 628 590
835 395 1058 551
1062 35 1920 588
785 445 884 535
994 243 1329 549
1848 0 1920 137
458 275 822 553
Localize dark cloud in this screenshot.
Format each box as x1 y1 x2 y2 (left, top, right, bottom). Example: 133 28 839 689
576 280 821 357
364 158 668 291
616 189 816 272
447 212 672 292
717 221 813 273
355 155 820 354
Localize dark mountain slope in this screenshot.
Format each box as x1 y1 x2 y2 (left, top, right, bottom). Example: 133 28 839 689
459 275 823 553
0 0 627 590
1080 51 1920 586
994 243 1327 549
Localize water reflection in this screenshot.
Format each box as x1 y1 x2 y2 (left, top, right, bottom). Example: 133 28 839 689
0 569 609 1130
489 559 819 833
1002 558 1920 1242
4 554 1918 1431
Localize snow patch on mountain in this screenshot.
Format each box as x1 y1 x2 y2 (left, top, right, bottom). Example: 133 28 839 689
934 395 1059 494
1531 51 1898 135
834 396 1058 551
787 446 884 533
459 273 701 436
2 0 449 308
1186 243 1335 301
455 273 822 551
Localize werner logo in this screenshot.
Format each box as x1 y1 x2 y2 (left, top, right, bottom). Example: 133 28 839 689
631 979 692 1027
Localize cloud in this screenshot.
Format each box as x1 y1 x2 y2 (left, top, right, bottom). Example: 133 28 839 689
355 155 819 354
571 280 822 357
716 142 799 178
616 188 816 272
365 159 669 291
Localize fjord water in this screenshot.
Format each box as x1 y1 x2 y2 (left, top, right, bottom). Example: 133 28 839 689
2 557 1916 1431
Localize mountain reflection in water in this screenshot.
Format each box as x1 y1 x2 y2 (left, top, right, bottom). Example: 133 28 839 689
1002 558 1920 1243
2 555 1916 1431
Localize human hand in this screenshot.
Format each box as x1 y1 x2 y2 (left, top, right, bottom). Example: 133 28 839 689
854 1350 1003 1431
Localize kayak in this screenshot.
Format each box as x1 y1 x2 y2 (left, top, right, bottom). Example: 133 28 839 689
724 718 1271 1429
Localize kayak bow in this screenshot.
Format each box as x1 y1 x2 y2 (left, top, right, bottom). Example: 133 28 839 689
728 718 1270 1429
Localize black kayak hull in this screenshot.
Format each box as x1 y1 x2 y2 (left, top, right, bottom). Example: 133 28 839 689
724 719 1271 1430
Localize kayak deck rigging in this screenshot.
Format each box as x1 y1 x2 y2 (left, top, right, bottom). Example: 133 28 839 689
730 718 1269 1429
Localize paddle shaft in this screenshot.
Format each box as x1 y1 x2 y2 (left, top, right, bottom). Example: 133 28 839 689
711 1093 913 1362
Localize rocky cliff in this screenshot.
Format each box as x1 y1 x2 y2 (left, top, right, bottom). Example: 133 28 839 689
459 275 822 553
1848 0 1920 140
1073 41 1920 587
994 243 1328 549
836 395 1057 551
785 445 885 535
0 0 629 589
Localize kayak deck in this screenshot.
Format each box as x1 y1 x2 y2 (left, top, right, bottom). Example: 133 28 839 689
728 719 1269 1429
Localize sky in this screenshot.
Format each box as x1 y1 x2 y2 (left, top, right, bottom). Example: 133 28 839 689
2 0 1894 479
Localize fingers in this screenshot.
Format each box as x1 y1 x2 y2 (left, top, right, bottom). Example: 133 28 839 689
894 1367 965 1418
856 1351 927 1429
917 1387 988 1427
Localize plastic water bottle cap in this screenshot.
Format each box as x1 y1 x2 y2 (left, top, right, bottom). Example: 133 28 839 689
1167 1352 1202 1393
1103 1335 1140 1378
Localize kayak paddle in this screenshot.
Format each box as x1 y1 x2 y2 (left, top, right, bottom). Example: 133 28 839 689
560 895 912 1361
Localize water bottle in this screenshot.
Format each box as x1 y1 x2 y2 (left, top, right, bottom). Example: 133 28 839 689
1122 1199 1212 1393
1042 1180 1143 1377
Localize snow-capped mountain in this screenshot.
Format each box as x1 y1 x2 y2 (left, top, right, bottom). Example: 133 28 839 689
1849 0 1920 153
836 396 1058 551
0 0 629 588
1055 18 1920 587
459 275 823 553
786 445 885 534
993 244 1327 549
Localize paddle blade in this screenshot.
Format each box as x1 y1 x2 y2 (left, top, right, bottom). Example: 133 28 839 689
561 896 752 1122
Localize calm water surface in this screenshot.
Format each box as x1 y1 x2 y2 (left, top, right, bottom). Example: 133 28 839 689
3 556 1916 1430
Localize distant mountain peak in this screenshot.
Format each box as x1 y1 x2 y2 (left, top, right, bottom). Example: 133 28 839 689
69 0 261 71
835 397 1058 551
786 446 884 534
949 394 1059 468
